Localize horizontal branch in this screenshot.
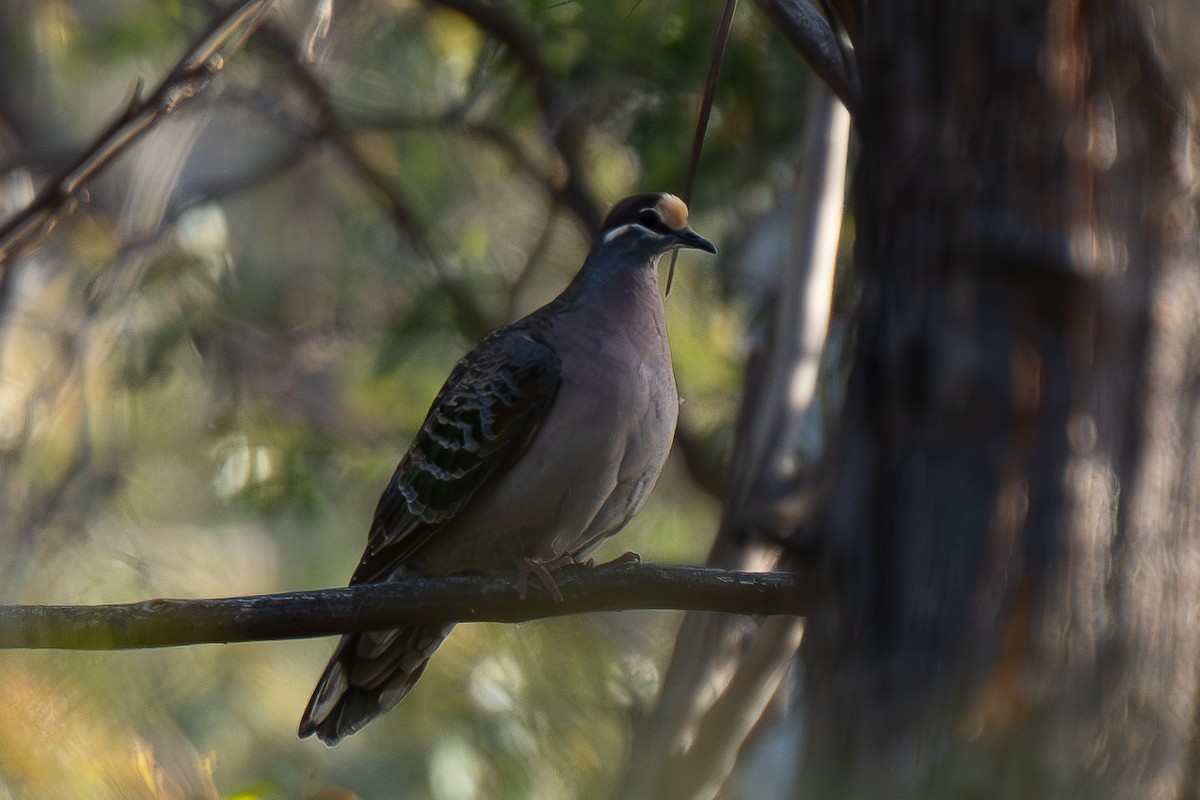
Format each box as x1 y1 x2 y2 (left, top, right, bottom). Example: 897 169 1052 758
0 563 825 651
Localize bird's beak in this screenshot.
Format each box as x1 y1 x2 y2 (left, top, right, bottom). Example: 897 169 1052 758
672 226 718 254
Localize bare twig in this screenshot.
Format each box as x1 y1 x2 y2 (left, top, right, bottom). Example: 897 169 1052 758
0 563 823 650
0 0 276 268
683 0 739 205
665 0 739 295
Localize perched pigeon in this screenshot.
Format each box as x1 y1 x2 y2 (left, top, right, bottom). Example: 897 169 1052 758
299 193 717 744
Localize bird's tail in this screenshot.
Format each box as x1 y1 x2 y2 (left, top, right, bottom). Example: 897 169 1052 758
298 623 454 745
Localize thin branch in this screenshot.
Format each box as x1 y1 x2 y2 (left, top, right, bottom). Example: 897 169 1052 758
683 0 739 205
0 0 276 268
665 0 739 296
0 563 824 651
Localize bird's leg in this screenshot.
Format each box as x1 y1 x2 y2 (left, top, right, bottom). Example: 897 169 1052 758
517 554 579 603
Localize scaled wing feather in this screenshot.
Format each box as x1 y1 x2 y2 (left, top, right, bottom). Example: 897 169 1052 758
354 329 560 581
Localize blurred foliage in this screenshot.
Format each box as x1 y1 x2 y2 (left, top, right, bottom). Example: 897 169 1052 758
0 0 812 796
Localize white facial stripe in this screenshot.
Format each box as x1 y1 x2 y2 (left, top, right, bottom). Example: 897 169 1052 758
602 223 636 243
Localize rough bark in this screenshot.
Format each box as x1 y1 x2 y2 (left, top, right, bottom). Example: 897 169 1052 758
800 1 1200 798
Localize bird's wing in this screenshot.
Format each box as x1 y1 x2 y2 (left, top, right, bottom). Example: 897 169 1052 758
352 328 561 582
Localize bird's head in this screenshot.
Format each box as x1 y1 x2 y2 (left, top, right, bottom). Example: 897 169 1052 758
598 193 718 257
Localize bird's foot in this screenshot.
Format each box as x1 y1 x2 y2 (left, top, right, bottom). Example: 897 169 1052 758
517 555 578 603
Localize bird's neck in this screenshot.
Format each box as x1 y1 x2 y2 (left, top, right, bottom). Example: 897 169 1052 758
555 245 665 310
518 246 671 362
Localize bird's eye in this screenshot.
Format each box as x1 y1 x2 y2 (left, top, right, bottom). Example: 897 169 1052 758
638 209 662 229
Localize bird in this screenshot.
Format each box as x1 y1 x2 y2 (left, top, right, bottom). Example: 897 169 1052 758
298 192 717 744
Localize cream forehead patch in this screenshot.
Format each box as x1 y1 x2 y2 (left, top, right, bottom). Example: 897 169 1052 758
655 194 690 230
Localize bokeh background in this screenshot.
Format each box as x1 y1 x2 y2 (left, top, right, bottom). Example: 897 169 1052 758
0 1 817 796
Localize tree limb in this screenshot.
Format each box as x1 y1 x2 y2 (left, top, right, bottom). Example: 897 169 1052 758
0 0 276 269
754 0 860 114
0 563 824 651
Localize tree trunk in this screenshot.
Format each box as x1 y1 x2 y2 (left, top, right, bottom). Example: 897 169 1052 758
800 1 1200 797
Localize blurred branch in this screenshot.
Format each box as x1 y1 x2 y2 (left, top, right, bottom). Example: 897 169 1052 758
754 0 860 114
349 110 560 205
0 0 276 269
432 0 602 230
666 615 806 799
504 197 559 319
200 3 499 337
96 139 311 295
0 563 824 650
286 64 495 338
303 0 336 62
202 0 601 334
